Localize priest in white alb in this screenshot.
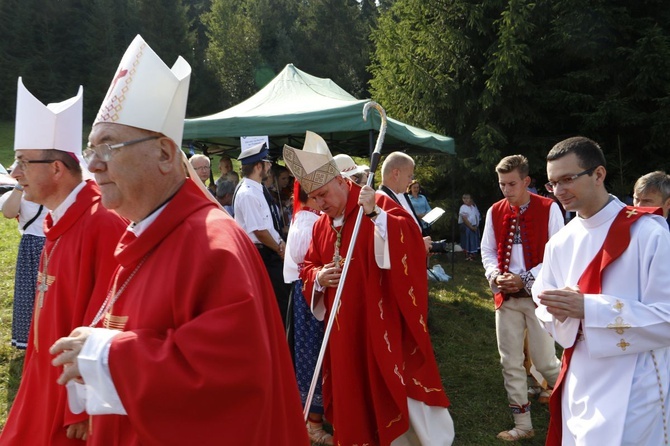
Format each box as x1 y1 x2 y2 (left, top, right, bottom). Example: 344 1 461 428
532 136 670 446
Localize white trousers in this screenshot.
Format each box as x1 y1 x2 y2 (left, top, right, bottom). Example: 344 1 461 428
496 297 561 408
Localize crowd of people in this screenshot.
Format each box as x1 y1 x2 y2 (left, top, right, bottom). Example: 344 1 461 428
1 33 670 446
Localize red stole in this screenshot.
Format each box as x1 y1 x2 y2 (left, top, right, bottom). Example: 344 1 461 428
545 206 661 446
491 193 553 308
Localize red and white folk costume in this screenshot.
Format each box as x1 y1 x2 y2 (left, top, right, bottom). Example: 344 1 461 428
481 193 563 428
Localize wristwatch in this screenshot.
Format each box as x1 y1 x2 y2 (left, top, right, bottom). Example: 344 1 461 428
366 205 381 220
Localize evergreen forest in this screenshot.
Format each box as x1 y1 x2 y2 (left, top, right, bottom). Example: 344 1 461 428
0 0 669 208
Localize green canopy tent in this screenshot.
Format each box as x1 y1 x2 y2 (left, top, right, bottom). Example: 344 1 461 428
182 64 455 159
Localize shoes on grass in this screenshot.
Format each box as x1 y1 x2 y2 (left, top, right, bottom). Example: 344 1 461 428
538 388 552 404
307 422 334 446
497 427 535 441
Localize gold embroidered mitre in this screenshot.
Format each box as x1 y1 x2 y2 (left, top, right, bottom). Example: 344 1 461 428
283 131 340 193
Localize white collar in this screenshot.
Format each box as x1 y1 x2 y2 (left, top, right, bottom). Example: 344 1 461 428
50 181 87 225
130 202 168 237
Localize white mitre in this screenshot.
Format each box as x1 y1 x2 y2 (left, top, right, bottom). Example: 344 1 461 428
14 77 83 159
93 34 191 147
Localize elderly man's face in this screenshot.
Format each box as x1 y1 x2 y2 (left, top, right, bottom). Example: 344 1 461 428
308 176 348 218
87 123 161 221
191 158 210 182
11 149 57 205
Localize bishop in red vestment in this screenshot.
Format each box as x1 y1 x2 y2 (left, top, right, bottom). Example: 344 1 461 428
68 179 308 445
51 35 308 446
1 180 126 445
299 175 452 445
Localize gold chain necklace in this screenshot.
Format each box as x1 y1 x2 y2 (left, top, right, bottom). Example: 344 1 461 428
89 255 148 327
331 218 345 265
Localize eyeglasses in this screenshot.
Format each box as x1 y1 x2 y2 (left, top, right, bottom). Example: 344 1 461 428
83 136 159 164
194 166 210 171
13 159 58 171
545 166 597 193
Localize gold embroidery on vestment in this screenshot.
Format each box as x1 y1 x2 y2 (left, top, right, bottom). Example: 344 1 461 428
394 364 405 385
402 254 408 275
384 331 392 352
613 300 625 311
409 287 417 306
626 208 638 218
607 316 631 335
412 377 442 392
386 414 402 428
103 313 129 331
419 314 427 332
378 297 384 320
400 229 404 244
617 339 631 351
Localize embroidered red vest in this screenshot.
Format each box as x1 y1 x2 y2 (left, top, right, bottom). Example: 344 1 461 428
491 193 554 309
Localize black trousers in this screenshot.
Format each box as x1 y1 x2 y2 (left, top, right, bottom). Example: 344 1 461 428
256 245 291 329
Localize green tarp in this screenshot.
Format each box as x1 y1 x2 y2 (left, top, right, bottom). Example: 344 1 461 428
183 64 455 158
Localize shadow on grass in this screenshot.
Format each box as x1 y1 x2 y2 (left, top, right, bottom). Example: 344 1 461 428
426 254 552 446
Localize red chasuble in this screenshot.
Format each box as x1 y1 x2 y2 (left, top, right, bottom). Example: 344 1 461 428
302 181 450 446
1 181 126 445
87 179 308 446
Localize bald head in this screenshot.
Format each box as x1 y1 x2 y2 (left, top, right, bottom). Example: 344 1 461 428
381 152 415 194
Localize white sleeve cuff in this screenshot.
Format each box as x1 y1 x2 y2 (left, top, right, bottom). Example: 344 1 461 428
373 210 390 270
78 328 127 415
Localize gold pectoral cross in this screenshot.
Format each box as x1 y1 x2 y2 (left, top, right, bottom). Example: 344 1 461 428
332 224 343 265
36 272 55 308
33 272 55 352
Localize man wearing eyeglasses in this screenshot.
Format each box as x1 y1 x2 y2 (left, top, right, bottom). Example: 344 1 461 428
1 79 126 445
189 154 216 195
533 136 670 445
481 154 563 442
49 35 308 445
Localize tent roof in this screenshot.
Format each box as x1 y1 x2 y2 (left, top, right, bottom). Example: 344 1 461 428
183 64 455 159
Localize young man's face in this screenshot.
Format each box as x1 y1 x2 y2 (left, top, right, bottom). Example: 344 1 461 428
634 190 670 218
547 152 601 217
497 170 529 207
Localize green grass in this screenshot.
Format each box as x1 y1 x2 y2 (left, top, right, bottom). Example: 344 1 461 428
429 253 552 445
0 218 23 428
0 121 14 168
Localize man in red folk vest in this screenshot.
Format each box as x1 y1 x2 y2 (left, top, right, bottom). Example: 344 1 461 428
533 136 670 445
481 154 562 441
